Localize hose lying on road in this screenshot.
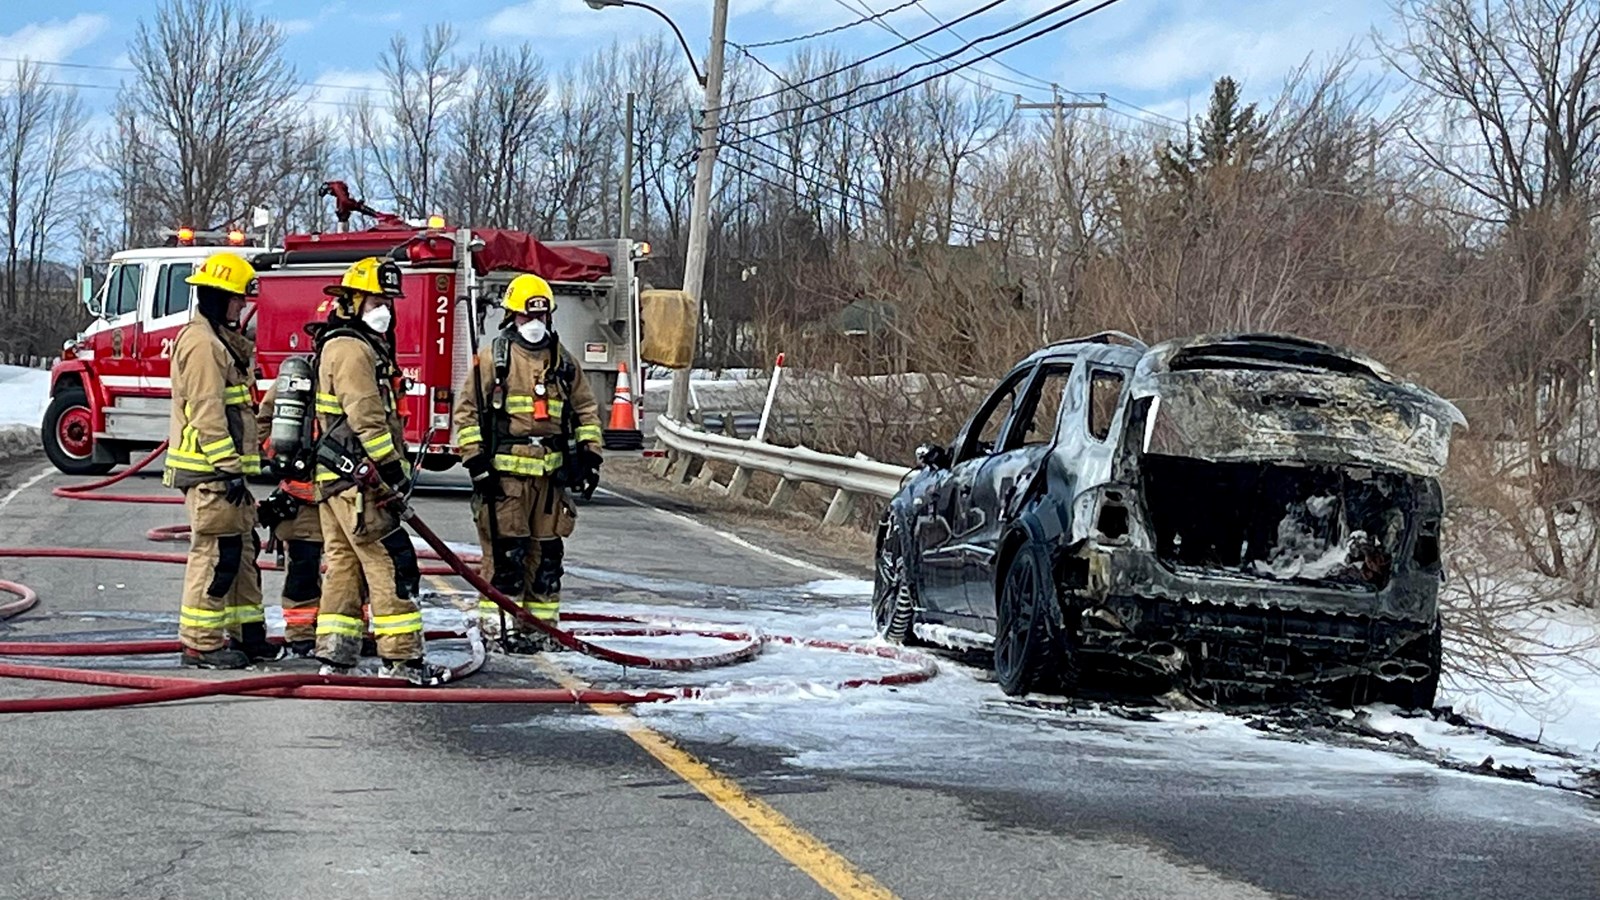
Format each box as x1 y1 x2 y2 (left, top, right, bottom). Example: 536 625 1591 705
0 443 939 712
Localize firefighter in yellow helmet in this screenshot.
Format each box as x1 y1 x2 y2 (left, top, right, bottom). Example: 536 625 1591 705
309 256 447 685
163 250 275 669
453 273 603 652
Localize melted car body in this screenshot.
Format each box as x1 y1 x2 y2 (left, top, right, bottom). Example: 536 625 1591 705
874 332 1465 707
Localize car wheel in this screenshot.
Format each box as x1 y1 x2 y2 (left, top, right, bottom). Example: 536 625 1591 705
42 388 114 476
1378 619 1442 710
994 544 1076 696
872 513 917 643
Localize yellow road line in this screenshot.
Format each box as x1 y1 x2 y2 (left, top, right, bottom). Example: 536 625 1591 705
530 656 898 900
422 573 894 898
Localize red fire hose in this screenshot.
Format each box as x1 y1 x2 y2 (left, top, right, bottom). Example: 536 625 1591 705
0 444 938 712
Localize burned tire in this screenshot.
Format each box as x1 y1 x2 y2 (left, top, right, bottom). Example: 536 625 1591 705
42 388 113 476
994 544 1076 696
871 513 917 644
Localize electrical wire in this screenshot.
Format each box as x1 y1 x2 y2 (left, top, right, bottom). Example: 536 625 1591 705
838 0 1057 96
741 0 924 49
719 0 1092 132
717 0 1127 150
715 0 1015 112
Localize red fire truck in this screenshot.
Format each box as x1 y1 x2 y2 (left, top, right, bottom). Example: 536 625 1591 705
43 194 650 475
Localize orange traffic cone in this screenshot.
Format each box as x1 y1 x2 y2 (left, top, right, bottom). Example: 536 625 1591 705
605 362 643 449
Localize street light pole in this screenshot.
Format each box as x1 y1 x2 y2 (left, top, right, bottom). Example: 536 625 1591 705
666 0 729 424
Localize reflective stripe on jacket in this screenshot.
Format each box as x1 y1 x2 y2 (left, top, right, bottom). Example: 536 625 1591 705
163 320 260 489
315 334 407 494
452 335 602 477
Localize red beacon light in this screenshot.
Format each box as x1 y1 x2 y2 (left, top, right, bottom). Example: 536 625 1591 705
175 227 195 245
227 229 246 246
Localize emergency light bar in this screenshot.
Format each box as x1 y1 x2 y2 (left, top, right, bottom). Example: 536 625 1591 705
160 227 254 248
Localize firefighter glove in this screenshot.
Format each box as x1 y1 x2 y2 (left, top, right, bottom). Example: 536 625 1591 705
222 475 253 507
463 453 500 501
256 487 301 530
377 457 410 495
575 446 603 499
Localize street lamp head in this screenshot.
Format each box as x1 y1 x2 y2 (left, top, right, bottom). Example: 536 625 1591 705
584 0 622 8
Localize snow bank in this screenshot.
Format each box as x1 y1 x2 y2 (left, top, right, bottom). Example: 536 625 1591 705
0 365 48 429
1441 605 1600 754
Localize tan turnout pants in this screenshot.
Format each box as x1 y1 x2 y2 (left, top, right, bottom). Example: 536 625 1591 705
177 481 262 652
314 489 423 665
473 475 577 629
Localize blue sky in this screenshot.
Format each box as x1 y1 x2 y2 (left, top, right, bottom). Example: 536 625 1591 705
0 0 1400 131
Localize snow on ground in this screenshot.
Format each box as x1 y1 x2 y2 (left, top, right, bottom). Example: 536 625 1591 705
455 576 1600 820
0 365 48 429
1439 606 1600 755
642 367 761 391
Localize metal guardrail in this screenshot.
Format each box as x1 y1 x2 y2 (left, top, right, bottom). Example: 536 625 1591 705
654 415 914 525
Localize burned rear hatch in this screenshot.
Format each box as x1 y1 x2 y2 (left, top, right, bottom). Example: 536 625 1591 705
1119 335 1463 616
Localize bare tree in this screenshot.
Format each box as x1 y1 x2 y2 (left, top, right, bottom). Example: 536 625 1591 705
441 44 550 228
356 23 467 216
0 60 85 353
119 0 306 234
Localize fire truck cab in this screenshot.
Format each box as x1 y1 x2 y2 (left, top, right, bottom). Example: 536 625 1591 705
44 218 649 476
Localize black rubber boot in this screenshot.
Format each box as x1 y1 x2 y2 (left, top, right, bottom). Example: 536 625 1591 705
182 646 250 669
378 658 451 687
285 639 316 659
236 622 283 663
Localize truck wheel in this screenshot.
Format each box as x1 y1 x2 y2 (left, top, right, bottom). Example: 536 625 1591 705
42 388 113 476
994 544 1076 696
871 513 918 643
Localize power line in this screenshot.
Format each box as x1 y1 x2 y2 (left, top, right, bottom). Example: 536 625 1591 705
719 0 1115 138
0 55 388 96
716 0 1015 112
741 0 924 49
830 0 1054 98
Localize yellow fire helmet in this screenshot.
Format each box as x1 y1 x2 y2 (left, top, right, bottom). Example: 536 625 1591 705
324 256 404 298
186 251 258 296
501 273 555 316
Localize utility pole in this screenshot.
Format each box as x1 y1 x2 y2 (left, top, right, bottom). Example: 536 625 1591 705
667 0 729 423
622 91 635 238
1014 88 1104 340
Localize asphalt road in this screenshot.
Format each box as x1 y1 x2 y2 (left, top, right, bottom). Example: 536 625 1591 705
1 454 1597 900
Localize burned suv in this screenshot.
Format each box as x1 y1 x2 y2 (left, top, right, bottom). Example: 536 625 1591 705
873 332 1464 708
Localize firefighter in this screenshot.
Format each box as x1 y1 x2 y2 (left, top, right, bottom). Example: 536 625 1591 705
255 383 323 658
309 256 448 686
453 273 603 652
163 251 275 669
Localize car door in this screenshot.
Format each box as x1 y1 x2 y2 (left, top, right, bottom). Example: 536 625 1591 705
912 365 1032 618
140 260 196 391
84 261 147 396
962 360 1075 620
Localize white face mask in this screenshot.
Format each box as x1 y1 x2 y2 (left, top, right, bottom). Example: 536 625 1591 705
362 305 393 334
518 318 548 344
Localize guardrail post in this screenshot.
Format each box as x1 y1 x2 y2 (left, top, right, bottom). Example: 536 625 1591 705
673 454 697 485
822 487 856 526
692 459 722 493
726 466 751 499
768 477 796 509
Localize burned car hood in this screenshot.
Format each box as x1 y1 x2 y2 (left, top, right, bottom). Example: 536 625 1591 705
1130 335 1466 476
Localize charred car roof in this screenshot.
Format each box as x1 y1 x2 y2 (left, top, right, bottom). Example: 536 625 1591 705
1127 333 1467 477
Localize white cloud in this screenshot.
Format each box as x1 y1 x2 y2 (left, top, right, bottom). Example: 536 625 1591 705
1053 0 1392 99
486 0 649 39
280 18 316 36
0 14 111 66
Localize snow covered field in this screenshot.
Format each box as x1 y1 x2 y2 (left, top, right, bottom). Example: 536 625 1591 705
0 364 48 429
